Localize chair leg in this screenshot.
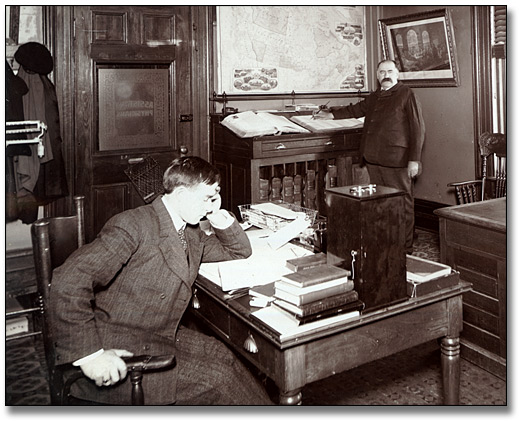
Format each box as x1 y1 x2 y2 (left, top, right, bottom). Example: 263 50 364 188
130 369 144 405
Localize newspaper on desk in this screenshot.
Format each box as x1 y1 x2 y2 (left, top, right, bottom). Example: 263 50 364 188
199 204 314 291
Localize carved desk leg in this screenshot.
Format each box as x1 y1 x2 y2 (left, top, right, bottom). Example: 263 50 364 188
440 336 460 405
279 389 302 405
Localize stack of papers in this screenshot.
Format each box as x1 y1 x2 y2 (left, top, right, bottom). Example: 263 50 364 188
199 229 313 291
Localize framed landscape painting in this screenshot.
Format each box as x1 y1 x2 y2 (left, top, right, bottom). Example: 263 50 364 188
379 9 459 87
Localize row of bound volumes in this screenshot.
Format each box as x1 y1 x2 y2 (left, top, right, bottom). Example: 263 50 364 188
259 171 317 208
274 290 363 318
274 264 354 307
258 164 338 209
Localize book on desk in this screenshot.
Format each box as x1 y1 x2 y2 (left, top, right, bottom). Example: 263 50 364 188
290 115 364 132
221 110 310 138
406 255 452 282
406 255 458 298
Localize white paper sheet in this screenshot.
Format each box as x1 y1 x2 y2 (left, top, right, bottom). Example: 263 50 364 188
199 232 313 291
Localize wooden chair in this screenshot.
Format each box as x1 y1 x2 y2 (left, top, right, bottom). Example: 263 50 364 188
27 196 175 405
448 132 506 204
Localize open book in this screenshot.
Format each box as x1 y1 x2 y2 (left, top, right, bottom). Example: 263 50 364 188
290 115 364 132
221 111 310 138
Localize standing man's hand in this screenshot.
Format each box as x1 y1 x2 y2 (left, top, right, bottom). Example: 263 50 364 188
408 161 421 178
312 110 334 120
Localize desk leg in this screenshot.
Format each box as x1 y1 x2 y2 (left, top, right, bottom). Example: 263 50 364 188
279 389 302 405
440 336 460 405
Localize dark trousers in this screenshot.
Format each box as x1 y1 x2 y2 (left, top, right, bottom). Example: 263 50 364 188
365 163 415 253
174 326 273 405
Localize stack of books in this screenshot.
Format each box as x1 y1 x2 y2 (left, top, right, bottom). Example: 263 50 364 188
272 264 363 324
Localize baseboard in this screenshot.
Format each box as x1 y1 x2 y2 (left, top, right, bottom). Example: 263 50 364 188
460 339 506 381
414 199 449 235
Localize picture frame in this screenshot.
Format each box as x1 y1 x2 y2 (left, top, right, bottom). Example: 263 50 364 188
379 8 459 87
97 67 170 151
6 6 20 45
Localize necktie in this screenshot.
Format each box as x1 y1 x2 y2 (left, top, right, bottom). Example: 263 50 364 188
178 227 188 253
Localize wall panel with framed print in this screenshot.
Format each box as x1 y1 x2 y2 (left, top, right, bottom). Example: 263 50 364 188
216 6 369 95
97 67 170 151
379 8 459 87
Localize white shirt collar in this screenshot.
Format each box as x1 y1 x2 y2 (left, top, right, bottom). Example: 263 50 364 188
161 196 186 231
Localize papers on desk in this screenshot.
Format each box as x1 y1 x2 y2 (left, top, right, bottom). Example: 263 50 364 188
251 305 360 341
199 229 313 291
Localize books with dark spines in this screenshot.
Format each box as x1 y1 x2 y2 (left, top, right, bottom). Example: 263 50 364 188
281 263 350 287
259 178 269 201
274 279 353 306
327 164 337 188
286 252 327 272
282 176 294 203
273 299 365 324
271 177 282 201
305 169 316 209
251 304 360 341
406 255 452 283
293 174 302 206
273 289 360 317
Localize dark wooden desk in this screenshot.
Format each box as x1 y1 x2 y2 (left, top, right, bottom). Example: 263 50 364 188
435 198 506 380
191 276 471 405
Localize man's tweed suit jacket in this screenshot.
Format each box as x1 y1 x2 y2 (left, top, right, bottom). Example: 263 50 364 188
50 196 251 404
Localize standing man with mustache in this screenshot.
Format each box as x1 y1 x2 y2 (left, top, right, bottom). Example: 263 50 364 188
315 59 425 254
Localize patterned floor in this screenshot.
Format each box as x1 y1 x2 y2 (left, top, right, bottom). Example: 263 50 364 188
4 230 507 406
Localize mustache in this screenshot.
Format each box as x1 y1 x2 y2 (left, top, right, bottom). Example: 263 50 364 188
381 77 393 83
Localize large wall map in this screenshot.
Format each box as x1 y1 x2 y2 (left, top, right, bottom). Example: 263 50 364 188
216 6 367 94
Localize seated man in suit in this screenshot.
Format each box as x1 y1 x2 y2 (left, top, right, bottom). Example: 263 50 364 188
50 156 272 405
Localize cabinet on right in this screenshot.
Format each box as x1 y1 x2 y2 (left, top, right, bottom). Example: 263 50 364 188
434 198 506 380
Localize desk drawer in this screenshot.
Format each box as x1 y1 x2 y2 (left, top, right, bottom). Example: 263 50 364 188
192 288 230 339
229 311 281 379
256 135 345 158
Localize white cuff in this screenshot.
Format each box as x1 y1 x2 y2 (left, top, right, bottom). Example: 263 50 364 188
73 348 104 366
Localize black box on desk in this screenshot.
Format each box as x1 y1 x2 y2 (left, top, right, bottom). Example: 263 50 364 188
325 184 408 312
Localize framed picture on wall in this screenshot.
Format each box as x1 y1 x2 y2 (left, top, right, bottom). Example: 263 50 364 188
379 8 459 87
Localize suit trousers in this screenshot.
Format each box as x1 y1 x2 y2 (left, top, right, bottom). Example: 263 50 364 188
174 326 273 405
365 163 415 253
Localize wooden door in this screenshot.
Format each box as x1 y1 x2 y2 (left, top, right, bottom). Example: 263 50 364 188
73 6 193 241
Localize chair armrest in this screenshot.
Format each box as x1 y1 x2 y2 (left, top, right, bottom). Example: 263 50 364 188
123 354 176 371
447 180 481 187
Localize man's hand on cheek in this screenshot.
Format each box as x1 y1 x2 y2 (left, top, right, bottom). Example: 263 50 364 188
205 193 227 226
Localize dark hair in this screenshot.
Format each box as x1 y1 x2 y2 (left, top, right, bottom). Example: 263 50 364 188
377 59 399 70
163 156 221 194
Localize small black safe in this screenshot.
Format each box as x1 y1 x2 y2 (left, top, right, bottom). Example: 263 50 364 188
325 184 408 311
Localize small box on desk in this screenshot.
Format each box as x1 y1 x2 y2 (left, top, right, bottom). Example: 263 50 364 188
325 184 408 312
407 271 460 298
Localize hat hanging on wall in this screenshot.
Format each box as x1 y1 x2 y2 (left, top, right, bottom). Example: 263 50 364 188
14 42 53 75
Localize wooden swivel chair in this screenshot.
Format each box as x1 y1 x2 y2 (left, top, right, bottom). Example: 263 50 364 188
29 196 175 405
447 132 506 204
